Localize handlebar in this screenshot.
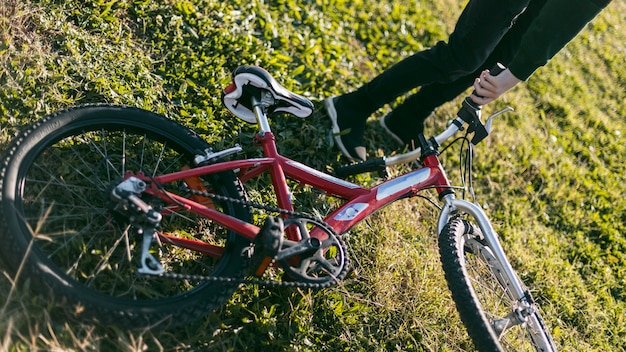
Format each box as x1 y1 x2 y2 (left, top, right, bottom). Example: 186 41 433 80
335 63 510 179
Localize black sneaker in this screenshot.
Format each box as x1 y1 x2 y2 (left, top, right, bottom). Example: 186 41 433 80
325 97 366 162
380 110 424 148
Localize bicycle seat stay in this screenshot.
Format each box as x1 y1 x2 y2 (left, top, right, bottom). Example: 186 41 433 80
222 65 314 123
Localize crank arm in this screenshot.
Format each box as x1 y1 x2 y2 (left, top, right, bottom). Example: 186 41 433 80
275 238 322 261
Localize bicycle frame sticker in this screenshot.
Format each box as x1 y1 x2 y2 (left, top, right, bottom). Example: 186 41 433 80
376 168 430 200
333 203 369 221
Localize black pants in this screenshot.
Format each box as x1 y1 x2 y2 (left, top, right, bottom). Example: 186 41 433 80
339 0 543 126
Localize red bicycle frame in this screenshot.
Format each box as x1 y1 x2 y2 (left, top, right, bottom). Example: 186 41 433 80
141 129 453 259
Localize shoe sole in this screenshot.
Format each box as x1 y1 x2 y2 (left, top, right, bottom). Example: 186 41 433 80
325 97 360 161
379 113 405 145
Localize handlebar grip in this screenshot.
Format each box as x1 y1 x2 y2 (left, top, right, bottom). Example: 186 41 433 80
335 158 386 178
488 62 506 76
470 62 506 99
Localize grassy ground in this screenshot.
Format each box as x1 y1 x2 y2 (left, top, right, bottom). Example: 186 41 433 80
1 0 625 350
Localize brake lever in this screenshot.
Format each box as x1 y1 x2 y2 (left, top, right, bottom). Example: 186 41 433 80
484 106 514 134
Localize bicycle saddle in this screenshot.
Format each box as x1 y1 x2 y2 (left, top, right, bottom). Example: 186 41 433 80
222 65 314 124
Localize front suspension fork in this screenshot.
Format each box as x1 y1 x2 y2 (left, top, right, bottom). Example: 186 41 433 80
437 194 527 301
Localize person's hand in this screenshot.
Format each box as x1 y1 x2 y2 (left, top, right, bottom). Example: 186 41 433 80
470 68 522 105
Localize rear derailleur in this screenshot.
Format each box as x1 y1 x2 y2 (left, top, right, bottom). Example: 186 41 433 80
110 176 165 276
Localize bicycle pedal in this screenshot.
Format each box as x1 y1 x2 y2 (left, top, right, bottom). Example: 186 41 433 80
251 216 284 277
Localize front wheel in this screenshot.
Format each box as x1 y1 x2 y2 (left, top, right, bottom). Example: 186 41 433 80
439 218 557 352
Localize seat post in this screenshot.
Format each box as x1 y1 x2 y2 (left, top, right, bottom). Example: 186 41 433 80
251 94 272 134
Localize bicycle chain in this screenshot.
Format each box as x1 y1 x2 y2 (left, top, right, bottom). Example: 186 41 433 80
150 185 349 290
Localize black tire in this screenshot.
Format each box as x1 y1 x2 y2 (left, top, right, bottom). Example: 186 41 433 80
0 104 252 329
439 218 556 352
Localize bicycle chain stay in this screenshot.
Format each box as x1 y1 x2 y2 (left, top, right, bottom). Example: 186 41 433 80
145 184 351 290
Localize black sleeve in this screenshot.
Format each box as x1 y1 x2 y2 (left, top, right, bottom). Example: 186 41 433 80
508 0 611 80
589 0 611 6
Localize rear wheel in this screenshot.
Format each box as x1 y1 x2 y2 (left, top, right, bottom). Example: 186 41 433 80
0 104 252 329
439 218 556 351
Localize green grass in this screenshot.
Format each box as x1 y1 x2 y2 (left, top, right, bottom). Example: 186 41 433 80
1 0 625 350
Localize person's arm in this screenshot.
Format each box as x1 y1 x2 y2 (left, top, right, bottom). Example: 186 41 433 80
508 0 610 81
471 0 611 105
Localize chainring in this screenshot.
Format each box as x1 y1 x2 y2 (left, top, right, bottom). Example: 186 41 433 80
277 217 350 285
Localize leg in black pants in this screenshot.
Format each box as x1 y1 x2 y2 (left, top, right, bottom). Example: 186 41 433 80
337 0 531 122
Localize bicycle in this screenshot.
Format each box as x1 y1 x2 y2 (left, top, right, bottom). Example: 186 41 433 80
0 64 556 351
